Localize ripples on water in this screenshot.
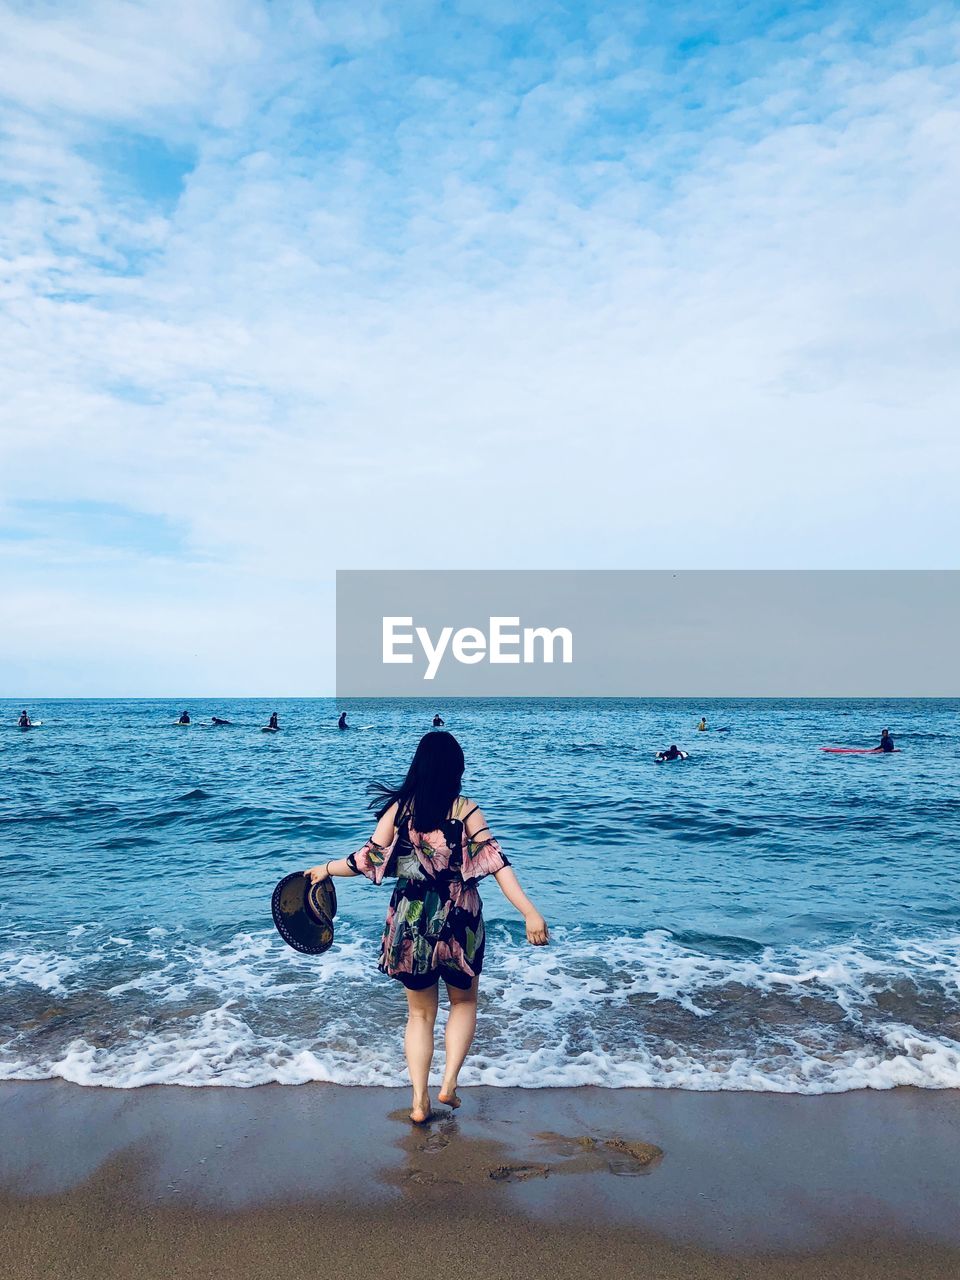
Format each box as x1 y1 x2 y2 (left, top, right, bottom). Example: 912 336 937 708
1 697 958 1091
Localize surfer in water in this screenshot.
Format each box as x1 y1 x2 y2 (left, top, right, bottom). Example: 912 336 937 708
697 716 707 732
211 716 231 726
268 711 279 730
656 744 685 761
432 713 444 727
879 728 895 753
178 711 191 725
17 710 31 727
338 711 348 730
306 731 548 1124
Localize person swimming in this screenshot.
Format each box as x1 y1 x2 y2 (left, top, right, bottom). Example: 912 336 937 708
656 744 685 761
338 711 348 730
432 713 444 727
17 710 31 727
269 711 279 729
211 716 231 726
879 728 895 753
697 717 707 732
178 711 191 725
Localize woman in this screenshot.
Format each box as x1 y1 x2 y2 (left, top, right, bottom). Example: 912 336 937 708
306 731 548 1123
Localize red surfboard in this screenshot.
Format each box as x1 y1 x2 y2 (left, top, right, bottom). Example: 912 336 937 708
819 746 900 754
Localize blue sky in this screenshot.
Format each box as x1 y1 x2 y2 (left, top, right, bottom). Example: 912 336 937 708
1 1 958 693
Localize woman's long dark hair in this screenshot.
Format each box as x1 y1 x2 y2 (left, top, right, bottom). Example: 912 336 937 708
368 731 465 831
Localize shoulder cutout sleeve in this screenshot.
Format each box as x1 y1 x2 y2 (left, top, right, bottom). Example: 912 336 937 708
459 803 511 882
347 829 401 884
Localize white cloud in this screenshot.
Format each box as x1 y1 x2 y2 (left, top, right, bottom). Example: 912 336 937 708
0 2 958 691
0 0 264 123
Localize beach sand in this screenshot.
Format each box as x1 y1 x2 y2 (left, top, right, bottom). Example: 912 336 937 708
1 1081 959 1279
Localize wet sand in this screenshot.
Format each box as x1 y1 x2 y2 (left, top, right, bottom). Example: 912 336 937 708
1 1081 959 1279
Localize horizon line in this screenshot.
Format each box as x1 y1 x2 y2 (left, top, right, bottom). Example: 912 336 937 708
3 694 958 702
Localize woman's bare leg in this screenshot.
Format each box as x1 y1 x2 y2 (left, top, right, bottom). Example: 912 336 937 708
439 977 478 1107
404 983 439 1122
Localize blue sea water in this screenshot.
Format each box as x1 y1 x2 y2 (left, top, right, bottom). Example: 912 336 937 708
1 698 958 1092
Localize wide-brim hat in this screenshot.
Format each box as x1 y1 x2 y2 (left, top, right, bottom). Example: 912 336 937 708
271 872 338 955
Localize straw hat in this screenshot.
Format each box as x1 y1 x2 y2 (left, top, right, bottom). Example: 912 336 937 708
271 872 337 954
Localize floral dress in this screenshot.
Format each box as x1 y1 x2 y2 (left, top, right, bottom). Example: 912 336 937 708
346 797 510 990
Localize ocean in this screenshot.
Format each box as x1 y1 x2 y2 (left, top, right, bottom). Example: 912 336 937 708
1 697 958 1092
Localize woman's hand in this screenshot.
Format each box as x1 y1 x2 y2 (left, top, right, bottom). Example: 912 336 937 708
525 911 549 946
305 863 330 885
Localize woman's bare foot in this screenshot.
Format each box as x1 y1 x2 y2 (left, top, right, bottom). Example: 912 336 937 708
437 1083 461 1109
410 1092 432 1124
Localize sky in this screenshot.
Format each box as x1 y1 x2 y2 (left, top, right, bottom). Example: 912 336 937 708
1 1 958 694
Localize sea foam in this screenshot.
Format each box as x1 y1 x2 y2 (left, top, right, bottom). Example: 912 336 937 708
2 924 958 1092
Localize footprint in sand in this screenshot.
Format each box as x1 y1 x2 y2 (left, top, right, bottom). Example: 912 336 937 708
488 1163 552 1183
403 1169 443 1186
421 1129 452 1154
528 1132 664 1178
602 1138 663 1176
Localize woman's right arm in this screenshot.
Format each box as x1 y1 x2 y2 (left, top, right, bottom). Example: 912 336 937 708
464 803 549 946
493 866 549 945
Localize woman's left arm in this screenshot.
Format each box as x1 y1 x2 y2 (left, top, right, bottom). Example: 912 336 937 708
305 803 398 884
305 856 357 883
